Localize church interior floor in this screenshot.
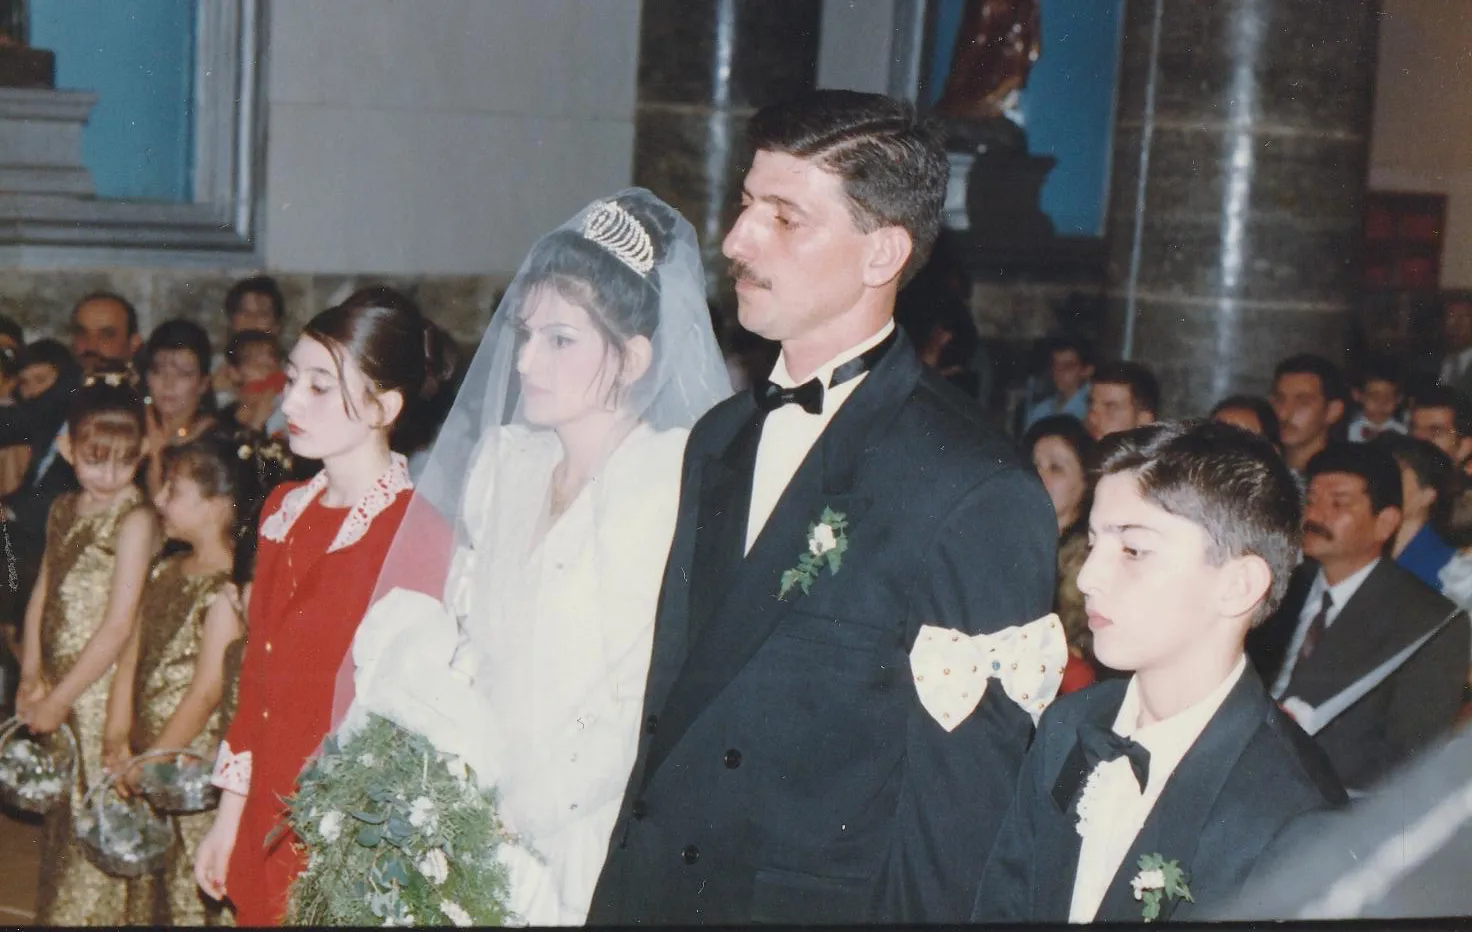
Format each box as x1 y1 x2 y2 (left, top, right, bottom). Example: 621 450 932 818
0 806 40 925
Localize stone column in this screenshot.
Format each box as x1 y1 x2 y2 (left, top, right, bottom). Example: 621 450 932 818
1104 0 1379 416
633 0 822 303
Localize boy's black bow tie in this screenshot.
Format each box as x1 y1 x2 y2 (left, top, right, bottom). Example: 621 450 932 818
751 329 896 415
1077 722 1151 791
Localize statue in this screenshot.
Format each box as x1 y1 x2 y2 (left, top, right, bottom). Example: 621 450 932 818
0 0 54 88
932 0 1041 153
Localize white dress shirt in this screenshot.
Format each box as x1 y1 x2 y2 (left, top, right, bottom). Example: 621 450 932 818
1270 558 1380 699
1068 656 1248 923
1441 346 1472 386
744 321 895 554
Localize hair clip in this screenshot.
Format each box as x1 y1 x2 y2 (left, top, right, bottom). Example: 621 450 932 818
81 368 138 390
581 200 654 277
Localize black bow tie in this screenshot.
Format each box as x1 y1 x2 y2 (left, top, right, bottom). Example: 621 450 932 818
1077 722 1151 792
752 329 897 415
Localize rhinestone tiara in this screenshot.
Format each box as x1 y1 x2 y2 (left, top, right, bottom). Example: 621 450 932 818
580 200 655 277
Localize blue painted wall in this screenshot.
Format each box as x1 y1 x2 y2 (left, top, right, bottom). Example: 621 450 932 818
928 0 1124 236
30 0 195 202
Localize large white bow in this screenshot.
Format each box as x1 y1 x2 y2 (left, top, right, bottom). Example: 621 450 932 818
908 613 1067 730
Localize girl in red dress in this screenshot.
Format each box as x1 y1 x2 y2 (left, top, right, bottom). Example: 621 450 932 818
192 287 456 926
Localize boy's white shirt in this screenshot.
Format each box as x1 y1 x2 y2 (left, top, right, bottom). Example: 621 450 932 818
1068 654 1248 923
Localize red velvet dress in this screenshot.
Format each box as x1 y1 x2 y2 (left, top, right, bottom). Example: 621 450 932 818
221 472 448 926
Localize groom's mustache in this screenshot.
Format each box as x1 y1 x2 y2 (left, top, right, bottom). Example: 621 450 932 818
1303 520 1334 542
730 262 772 290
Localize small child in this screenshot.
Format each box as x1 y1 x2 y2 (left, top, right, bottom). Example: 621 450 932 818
1348 356 1407 443
972 420 1346 924
104 432 290 925
219 330 287 437
16 362 160 926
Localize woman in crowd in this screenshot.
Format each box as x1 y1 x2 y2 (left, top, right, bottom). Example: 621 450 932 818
1211 393 1283 450
106 432 291 925
17 364 159 925
1023 414 1099 691
142 319 219 498
192 286 456 926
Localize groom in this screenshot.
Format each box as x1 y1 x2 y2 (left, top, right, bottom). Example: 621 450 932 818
589 90 1058 924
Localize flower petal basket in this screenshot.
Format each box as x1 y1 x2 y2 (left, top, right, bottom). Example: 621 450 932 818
74 769 174 878
134 748 219 814
0 716 76 815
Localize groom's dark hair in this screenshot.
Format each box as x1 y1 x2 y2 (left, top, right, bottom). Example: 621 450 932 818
1097 419 1302 625
747 90 947 287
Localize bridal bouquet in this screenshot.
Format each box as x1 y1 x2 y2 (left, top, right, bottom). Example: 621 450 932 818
281 713 515 927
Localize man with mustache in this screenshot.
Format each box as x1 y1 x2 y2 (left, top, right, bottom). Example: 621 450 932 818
1249 442 1468 793
591 90 1058 924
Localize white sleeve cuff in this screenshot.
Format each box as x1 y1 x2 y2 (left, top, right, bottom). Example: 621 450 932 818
211 740 252 795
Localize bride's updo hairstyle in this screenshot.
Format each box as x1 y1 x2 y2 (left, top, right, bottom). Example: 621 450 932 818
519 193 678 383
302 285 459 444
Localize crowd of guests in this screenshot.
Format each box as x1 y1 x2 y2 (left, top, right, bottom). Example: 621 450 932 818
0 279 456 924
1012 319 1472 797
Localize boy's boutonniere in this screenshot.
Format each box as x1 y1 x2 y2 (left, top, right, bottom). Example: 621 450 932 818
778 507 848 599
1131 853 1193 922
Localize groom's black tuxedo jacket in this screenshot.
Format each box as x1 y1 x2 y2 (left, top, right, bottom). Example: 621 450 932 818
1248 559 1469 792
971 666 1346 924
588 330 1057 924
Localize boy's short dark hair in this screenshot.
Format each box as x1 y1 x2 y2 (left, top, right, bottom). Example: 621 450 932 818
226 329 284 367
1210 394 1282 448
1304 441 1403 515
1046 334 1094 367
223 275 286 323
1355 354 1403 392
20 338 78 378
1098 419 1302 625
1273 353 1349 406
1411 384 1472 436
747 90 948 287
1092 360 1160 416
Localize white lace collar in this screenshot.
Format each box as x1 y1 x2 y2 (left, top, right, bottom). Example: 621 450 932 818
260 452 413 553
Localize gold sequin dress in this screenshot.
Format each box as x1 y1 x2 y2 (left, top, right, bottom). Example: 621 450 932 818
34 486 149 926
126 556 242 926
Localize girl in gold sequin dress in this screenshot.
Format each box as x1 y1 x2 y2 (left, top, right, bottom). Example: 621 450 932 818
107 433 288 926
16 366 160 926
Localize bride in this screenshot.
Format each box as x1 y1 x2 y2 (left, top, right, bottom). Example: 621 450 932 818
329 189 731 924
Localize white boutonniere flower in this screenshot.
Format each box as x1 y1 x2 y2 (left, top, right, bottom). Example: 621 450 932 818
1132 853 1193 922
319 810 343 843
779 507 849 599
417 847 450 886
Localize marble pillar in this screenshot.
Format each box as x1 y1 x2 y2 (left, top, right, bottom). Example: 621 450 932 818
633 0 822 303
1104 0 1378 417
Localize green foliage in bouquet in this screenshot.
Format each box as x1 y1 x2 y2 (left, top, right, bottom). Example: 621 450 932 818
281 714 515 927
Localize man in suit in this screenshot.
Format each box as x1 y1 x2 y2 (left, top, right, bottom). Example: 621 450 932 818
1249 442 1469 793
973 421 1346 925
589 91 1058 924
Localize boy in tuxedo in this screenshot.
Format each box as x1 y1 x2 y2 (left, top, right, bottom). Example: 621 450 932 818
973 420 1346 924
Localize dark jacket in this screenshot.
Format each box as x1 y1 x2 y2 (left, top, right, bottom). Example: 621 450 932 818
972 666 1346 923
589 329 1057 924
1250 559 1469 792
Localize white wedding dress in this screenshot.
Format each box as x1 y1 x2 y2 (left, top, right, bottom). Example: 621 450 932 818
345 421 688 926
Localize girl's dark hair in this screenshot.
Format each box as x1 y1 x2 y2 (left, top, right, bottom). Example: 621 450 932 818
521 194 678 375
67 361 147 462
144 318 217 415
163 430 294 586
1022 414 1098 536
21 338 78 379
302 286 459 445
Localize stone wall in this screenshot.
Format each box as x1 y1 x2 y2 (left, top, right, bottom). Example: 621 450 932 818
0 268 510 355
